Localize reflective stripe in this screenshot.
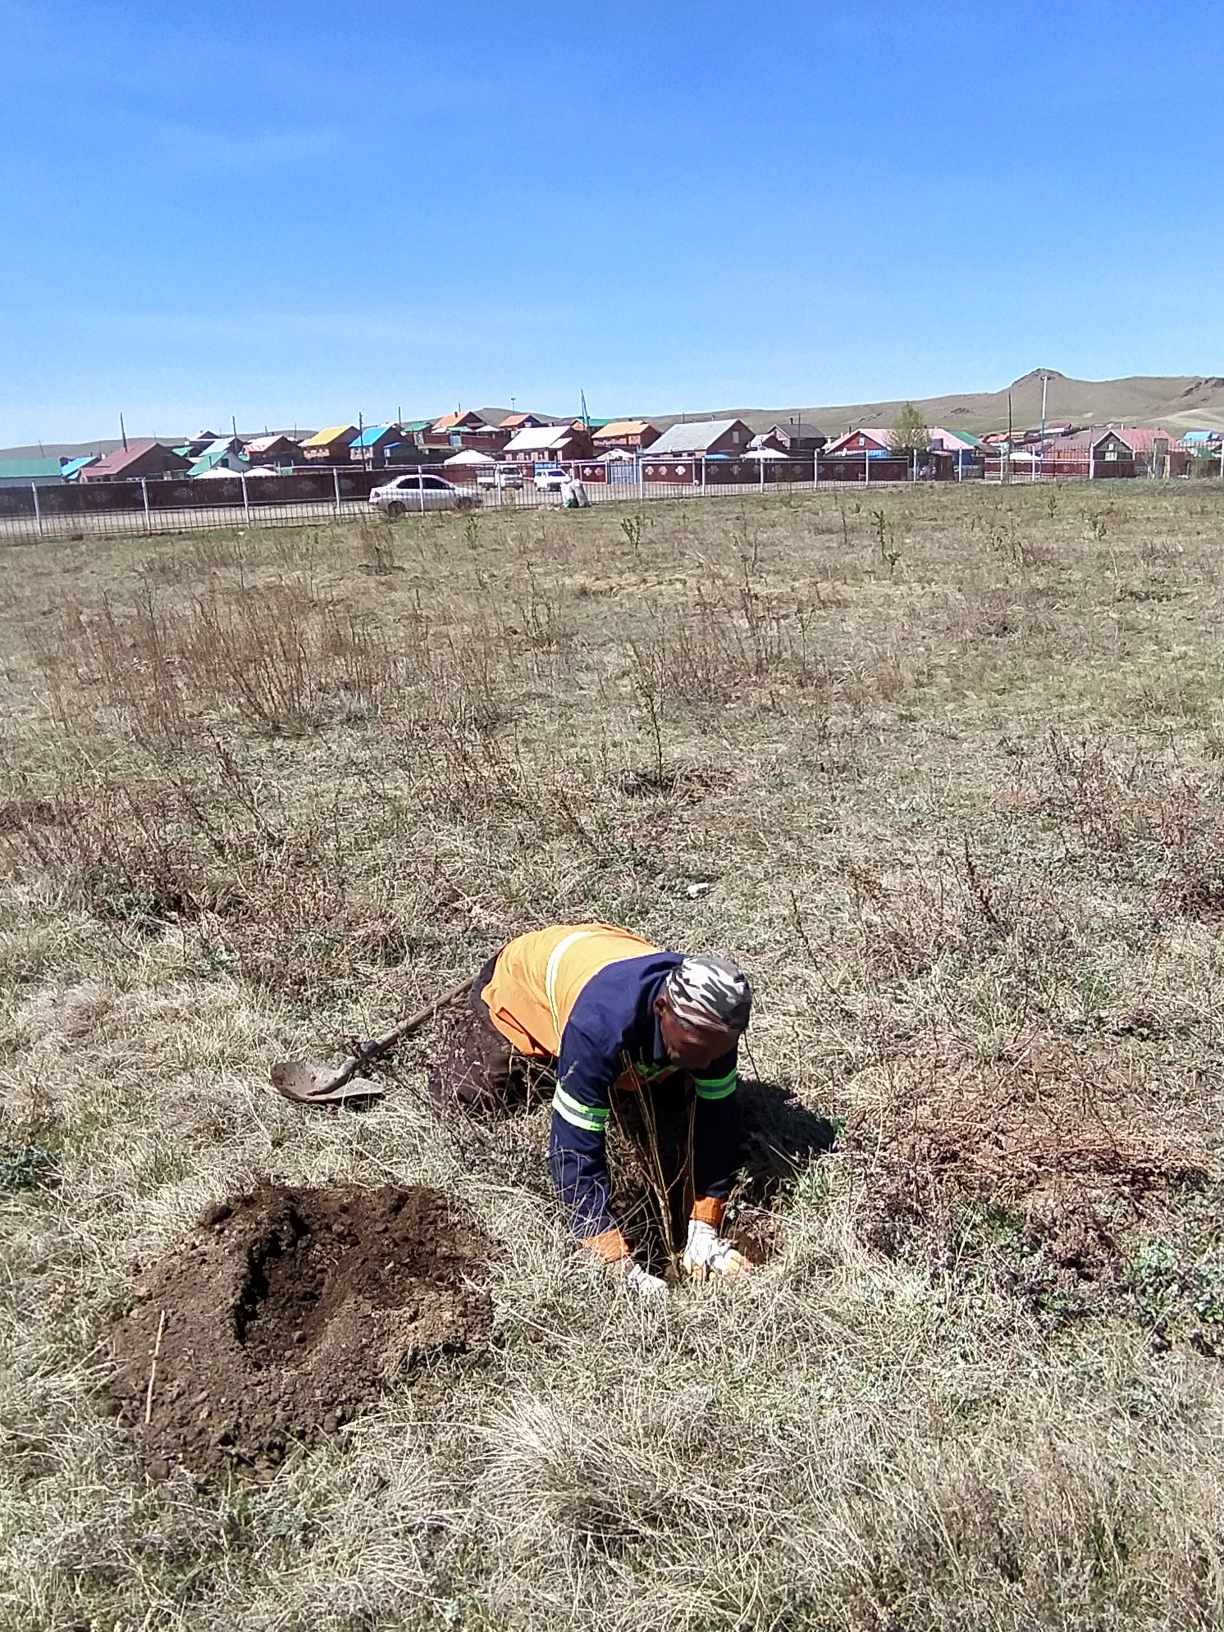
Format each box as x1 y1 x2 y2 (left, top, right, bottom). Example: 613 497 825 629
555 1082 609 1123
694 1071 737 1101
552 1088 608 1133
544 928 596 1040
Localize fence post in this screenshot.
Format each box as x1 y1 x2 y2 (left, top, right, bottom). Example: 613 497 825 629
758 456 765 492
700 457 706 494
31 481 43 537
864 451 870 488
1219 442 1223 482
333 467 342 516
1089 452 1095 481
141 477 151 533
240 473 251 526
912 448 918 483
813 449 819 486
956 452 963 482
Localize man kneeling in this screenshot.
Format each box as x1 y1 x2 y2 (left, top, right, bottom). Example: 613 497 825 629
443 922 752 1295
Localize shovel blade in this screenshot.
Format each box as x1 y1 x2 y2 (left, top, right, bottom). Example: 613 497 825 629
271 1059 385 1107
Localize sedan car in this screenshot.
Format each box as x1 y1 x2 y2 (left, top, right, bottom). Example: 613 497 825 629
369 473 481 517
533 465 570 493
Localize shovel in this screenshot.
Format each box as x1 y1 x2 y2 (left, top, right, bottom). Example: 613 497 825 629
271 973 476 1106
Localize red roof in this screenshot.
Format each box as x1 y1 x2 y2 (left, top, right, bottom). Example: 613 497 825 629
80 439 166 478
822 427 892 455
1051 426 1175 456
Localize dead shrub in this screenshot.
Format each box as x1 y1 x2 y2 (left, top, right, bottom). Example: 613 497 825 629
26 582 411 742
849 1042 1211 1290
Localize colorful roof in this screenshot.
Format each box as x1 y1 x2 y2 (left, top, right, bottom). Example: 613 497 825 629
59 455 98 479
81 439 180 478
351 424 397 448
301 424 356 448
926 426 980 452
593 419 657 440
189 449 247 477
0 457 64 480
431 410 485 432
399 420 431 434
822 428 893 455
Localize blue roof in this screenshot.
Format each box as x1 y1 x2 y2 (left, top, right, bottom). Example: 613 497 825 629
352 424 394 447
59 455 98 478
1183 430 1214 443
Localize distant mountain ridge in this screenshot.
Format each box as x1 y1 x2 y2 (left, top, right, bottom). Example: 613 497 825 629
6 370 1224 459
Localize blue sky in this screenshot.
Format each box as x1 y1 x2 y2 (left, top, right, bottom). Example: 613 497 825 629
2 0 1221 444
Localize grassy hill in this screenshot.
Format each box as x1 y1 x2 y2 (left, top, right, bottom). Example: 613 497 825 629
647 369 1224 437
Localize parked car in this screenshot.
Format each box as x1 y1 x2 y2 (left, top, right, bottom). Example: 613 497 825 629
476 463 524 490
533 465 569 493
369 473 480 517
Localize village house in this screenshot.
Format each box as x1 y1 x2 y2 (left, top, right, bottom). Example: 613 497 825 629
0 457 67 488
592 419 661 453
300 425 358 463
753 420 827 456
641 418 756 487
420 411 507 454
502 424 594 466
243 433 303 467
498 412 548 431
822 427 893 456
80 440 191 482
188 436 248 478
348 425 405 468
646 418 753 458
1047 426 1187 478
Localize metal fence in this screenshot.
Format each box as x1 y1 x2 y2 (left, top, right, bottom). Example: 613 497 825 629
2 445 1222 543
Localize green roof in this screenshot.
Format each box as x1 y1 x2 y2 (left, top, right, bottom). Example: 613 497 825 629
0 457 63 480
400 420 430 433
188 449 246 477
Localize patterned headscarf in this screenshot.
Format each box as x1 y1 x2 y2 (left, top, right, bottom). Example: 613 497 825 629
664 954 752 1034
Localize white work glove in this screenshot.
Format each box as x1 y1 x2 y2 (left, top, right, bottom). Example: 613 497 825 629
682 1219 750 1281
624 1262 669 1299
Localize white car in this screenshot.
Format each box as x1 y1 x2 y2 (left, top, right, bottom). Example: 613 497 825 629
533 465 569 493
476 464 524 490
369 473 480 517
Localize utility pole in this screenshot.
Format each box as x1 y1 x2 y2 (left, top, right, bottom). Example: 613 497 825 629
1039 372 1051 480
119 412 128 452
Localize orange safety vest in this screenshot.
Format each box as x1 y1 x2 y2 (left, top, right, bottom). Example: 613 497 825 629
481 923 659 1059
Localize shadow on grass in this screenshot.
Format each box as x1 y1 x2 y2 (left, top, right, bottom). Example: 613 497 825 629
735 1076 840 1205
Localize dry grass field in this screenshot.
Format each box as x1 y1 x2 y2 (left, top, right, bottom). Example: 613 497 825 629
4 482 1224 1631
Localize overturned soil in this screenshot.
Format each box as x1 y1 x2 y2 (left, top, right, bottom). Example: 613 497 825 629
108 1183 492 1480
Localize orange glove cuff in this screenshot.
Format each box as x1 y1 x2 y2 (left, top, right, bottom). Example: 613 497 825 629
690 1196 727 1229
581 1227 631 1263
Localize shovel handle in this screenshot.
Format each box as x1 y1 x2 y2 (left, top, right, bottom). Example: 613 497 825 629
361 973 477 1060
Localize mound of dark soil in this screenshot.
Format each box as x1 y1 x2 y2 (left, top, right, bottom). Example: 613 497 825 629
108 1183 492 1480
